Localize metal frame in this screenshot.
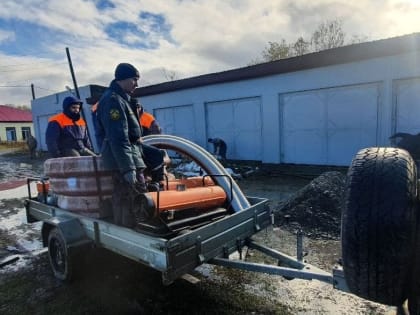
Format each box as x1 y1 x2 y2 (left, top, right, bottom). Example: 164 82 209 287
24 135 349 289
25 195 348 290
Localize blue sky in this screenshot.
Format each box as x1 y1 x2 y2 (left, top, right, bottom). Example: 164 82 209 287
0 0 419 106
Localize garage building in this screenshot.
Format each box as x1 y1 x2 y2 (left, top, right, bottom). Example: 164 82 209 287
31 33 420 166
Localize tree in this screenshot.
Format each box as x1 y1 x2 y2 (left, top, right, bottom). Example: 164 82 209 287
262 40 291 61
292 37 310 56
349 34 370 45
15 105 30 111
254 19 365 63
162 68 178 81
311 19 345 52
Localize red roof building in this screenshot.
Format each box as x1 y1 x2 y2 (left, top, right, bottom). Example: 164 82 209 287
0 105 34 142
0 105 32 122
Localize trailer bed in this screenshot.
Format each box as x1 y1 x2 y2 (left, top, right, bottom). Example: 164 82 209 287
25 195 271 284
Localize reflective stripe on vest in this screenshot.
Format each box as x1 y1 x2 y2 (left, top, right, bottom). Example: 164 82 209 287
48 113 86 127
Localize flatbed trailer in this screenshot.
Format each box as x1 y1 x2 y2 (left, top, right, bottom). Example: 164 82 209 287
24 134 349 304
25 191 346 287
22 134 420 313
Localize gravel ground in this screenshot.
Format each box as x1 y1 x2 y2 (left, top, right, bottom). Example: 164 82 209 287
0 149 398 314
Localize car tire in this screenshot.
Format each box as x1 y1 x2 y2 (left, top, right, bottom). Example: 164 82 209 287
341 147 418 306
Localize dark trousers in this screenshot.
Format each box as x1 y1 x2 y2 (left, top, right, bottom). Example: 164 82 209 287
111 172 136 227
141 144 165 182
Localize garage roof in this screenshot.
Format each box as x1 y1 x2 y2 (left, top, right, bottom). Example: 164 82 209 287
0 105 32 122
133 32 420 97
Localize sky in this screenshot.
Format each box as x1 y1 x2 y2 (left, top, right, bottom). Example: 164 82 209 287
0 0 420 106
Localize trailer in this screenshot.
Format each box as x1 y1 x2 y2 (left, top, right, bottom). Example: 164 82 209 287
24 135 348 291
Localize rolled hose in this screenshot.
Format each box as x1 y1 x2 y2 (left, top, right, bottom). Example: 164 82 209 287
142 135 250 212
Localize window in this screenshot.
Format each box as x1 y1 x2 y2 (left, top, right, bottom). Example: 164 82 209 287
5 127 16 141
21 127 31 140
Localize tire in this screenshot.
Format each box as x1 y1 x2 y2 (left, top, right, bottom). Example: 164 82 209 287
408 218 420 315
341 147 418 306
48 228 79 282
408 270 420 314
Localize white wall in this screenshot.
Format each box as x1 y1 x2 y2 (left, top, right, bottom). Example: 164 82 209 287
29 50 420 166
138 51 420 166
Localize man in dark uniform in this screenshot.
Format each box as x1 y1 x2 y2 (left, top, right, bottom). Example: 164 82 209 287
95 63 147 227
208 137 227 160
26 133 37 159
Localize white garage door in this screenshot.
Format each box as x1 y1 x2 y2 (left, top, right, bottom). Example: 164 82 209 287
154 105 195 142
280 83 380 166
393 77 420 135
206 97 262 160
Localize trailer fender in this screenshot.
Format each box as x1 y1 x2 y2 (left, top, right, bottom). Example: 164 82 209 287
41 216 92 250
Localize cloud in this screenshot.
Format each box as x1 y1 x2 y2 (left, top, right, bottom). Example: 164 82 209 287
0 29 14 43
0 0 419 106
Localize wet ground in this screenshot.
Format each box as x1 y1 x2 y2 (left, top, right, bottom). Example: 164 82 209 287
0 149 396 314
0 149 45 183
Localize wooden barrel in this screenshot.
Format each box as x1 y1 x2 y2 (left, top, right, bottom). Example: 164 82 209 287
49 176 113 196
57 194 112 218
44 156 112 178
44 156 113 217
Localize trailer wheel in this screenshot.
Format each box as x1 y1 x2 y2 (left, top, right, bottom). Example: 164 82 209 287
48 228 78 281
341 147 418 306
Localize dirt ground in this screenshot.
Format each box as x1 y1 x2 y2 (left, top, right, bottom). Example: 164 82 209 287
0 148 397 314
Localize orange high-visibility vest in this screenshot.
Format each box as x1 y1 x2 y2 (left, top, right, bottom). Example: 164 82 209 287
48 113 87 127
140 112 155 129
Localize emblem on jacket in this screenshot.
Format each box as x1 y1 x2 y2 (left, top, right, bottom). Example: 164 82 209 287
110 109 120 120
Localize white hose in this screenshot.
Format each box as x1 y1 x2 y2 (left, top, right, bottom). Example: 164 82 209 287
142 135 250 212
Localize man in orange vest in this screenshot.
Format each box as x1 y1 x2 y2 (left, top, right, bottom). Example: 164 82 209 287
138 103 162 136
130 98 166 185
46 96 95 158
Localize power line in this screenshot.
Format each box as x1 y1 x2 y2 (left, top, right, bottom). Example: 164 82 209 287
0 62 68 73
0 59 67 69
0 84 61 93
0 85 30 88
34 85 60 93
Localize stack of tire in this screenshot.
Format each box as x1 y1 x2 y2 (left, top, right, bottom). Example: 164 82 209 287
44 156 113 218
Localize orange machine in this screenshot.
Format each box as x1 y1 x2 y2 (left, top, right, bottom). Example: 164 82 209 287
162 176 215 190
135 184 228 233
141 185 226 215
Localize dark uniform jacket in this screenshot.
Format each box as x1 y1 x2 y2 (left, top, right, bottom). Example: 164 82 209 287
46 112 91 158
96 80 145 174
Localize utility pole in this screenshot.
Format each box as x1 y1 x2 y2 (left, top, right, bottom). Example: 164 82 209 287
66 47 81 99
31 83 35 100
65 47 93 146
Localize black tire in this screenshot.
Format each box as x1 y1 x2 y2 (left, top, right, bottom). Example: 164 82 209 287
408 271 420 314
408 217 420 315
341 147 418 306
48 228 78 281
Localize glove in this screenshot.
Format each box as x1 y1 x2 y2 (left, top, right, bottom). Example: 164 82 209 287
123 170 137 185
80 147 97 156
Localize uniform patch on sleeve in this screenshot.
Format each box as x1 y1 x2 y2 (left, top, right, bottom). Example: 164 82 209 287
110 109 121 120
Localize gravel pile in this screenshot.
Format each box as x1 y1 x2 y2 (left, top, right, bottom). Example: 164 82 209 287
275 171 347 239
